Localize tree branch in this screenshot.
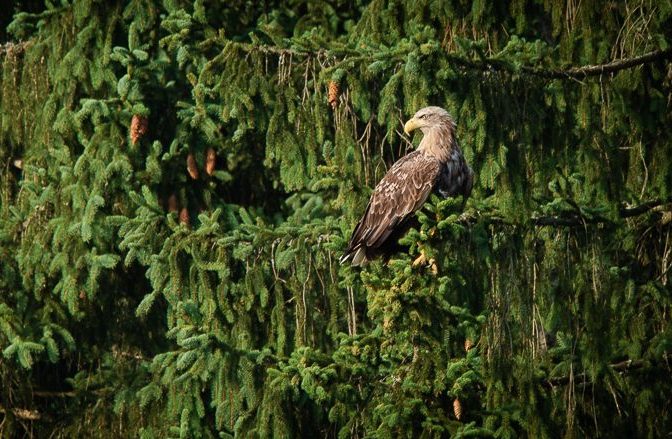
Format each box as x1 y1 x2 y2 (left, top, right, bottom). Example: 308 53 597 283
525 48 672 79
543 354 670 389
457 198 671 228
449 48 672 80
32 390 76 398
531 197 672 227
0 406 41 420
619 198 670 218
223 40 672 82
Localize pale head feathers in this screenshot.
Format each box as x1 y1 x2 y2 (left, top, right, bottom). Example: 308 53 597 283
404 106 457 163
405 106 455 134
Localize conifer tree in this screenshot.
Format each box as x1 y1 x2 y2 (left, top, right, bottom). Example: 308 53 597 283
1 1 671 437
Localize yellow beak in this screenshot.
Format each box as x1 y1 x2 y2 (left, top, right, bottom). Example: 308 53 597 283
404 118 420 135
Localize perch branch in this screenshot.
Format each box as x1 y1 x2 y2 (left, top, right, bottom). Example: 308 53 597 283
448 48 672 79
543 354 670 389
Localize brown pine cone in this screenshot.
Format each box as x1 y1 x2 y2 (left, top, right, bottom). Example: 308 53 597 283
453 398 462 420
327 80 340 109
205 148 216 176
187 153 199 180
464 338 474 352
130 114 148 145
179 207 190 227
167 193 179 213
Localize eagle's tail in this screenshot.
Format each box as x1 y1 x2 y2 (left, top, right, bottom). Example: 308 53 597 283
339 246 368 266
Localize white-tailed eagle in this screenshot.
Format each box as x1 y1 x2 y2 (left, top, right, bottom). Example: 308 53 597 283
340 106 474 266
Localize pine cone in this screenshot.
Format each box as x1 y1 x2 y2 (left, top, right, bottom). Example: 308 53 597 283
167 193 179 213
130 114 148 146
187 153 199 180
464 338 474 352
205 148 216 176
328 80 340 109
453 398 463 420
179 207 190 227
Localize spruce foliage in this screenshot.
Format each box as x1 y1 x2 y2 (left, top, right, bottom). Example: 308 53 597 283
1 1 671 437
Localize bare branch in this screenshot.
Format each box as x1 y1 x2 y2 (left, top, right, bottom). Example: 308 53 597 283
448 48 672 80
0 406 41 420
543 355 670 389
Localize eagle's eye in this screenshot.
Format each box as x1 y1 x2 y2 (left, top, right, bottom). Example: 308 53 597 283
419 114 427 119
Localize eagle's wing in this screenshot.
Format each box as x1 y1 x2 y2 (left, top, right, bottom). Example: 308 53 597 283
341 151 441 265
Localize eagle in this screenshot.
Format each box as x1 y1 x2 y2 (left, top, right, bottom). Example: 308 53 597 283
340 106 474 266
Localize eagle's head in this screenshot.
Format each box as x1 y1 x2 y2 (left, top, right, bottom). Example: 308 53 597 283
403 106 455 135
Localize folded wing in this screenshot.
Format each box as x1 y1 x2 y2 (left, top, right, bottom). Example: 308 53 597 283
340 151 442 265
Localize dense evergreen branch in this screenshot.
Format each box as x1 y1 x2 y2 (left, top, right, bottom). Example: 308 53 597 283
2 1 671 437
227 40 672 82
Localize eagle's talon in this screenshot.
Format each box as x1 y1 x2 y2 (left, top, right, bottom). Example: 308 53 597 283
412 253 438 275
429 258 438 275
412 252 427 268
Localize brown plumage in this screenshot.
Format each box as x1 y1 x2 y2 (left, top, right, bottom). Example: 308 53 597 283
340 106 473 266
